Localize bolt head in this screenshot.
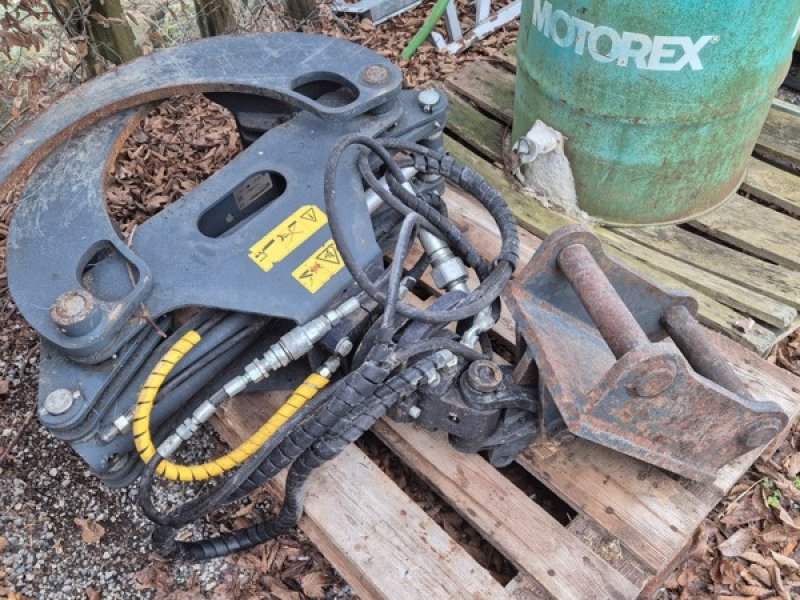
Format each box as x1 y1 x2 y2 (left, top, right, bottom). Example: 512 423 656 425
408 406 422 419
361 64 391 86
335 338 354 357
43 388 77 416
50 289 98 336
467 360 503 392
418 87 441 112
554 430 576 443
425 370 441 386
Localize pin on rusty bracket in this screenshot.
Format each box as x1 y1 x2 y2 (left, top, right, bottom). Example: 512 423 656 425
506 225 788 482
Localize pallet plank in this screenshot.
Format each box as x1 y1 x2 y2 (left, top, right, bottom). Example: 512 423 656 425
446 61 515 124
756 106 800 173
213 395 509 600
600 229 797 328
372 419 640 600
445 137 781 355
691 194 800 271
445 93 506 164
617 225 800 310
742 157 800 217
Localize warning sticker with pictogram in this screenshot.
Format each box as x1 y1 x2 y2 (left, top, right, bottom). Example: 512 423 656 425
248 205 327 272
292 240 345 293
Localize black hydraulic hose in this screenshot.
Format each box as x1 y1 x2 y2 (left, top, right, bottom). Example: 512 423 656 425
325 134 518 324
138 377 336 528
166 351 440 561
153 345 397 560
385 174 489 278
358 154 446 241
381 212 419 338
379 137 520 268
227 346 395 501
359 154 488 276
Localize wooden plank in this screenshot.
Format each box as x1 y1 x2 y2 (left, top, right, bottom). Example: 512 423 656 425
213 394 509 600
498 44 517 70
565 518 650 587
506 574 554 599
445 136 781 355
599 229 797 328
446 61 515 124
756 107 800 173
372 419 640 600
445 92 506 164
772 97 800 117
617 225 800 310
518 440 711 574
692 193 800 271
741 156 800 217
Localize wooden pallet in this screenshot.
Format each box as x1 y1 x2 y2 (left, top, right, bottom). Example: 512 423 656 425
444 44 800 356
212 180 800 600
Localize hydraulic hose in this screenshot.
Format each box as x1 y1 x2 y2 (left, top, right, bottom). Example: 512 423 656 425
139 373 341 528
136 131 519 562
161 348 447 561
133 332 335 482
324 134 519 325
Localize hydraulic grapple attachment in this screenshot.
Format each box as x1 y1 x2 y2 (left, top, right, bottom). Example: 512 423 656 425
506 225 788 482
1 33 789 560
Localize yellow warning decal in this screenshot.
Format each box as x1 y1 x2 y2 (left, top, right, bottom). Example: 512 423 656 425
248 205 327 272
292 240 345 293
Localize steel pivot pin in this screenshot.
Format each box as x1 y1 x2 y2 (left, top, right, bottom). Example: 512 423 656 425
42 388 78 416
418 88 441 113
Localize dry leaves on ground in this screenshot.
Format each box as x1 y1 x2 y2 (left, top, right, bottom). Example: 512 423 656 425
659 423 800 599
106 94 242 238
771 331 800 378
304 0 517 88
74 518 106 545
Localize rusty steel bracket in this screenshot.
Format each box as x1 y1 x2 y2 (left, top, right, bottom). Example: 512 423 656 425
506 225 788 482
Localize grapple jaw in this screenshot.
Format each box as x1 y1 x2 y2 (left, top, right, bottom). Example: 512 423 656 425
506 225 788 482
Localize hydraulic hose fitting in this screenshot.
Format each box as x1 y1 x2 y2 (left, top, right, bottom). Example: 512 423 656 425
417 231 495 348
157 400 217 458
418 230 468 293
224 297 361 397
462 306 496 349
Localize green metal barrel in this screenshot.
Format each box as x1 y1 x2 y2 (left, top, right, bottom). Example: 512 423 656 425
512 0 800 225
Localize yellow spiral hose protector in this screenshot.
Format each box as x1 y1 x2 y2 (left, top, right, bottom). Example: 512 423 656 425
133 330 331 482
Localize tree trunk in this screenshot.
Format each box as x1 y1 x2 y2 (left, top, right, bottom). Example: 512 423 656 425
88 0 141 65
52 0 140 75
285 0 315 21
194 0 236 37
